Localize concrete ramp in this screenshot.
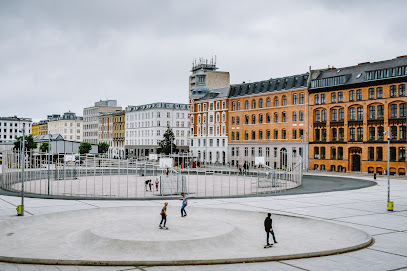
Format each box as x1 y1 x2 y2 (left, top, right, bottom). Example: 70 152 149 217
0 207 372 265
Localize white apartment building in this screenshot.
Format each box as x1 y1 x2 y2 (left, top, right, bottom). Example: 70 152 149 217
0 117 32 143
83 100 122 145
125 102 190 157
47 112 83 142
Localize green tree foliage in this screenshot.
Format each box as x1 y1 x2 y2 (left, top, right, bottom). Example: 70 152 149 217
157 126 177 155
79 142 92 154
39 142 49 153
98 142 110 154
13 134 37 151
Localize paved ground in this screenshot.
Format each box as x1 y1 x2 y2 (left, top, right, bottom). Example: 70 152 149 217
0 174 406 270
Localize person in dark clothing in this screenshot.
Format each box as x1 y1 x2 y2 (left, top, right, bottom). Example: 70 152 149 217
159 202 168 229
264 213 277 247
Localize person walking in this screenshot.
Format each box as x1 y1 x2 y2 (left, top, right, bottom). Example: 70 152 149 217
155 178 159 191
179 193 194 217
159 202 168 229
264 213 277 248
148 180 152 191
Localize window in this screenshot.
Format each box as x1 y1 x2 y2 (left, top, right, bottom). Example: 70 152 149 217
320 147 325 159
377 87 383 98
390 147 397 161
350 128 355 141
267 98 271 107
332 128 337 141
378 126 384 140
321 128 326 141
350 108 356 120
391 126 397 140
315 129 320 141
339 108 344 121
252 130 255 140
300 93 305 104
357 107 363 120
376 147 383 161
314 147 319 159
274 113 279 123
293 111 297 122
331 109 337 121
357 127 363 141
210 103 214 110
232 102 236 111
399 147 406 162
251 147 255 156
231 132 235 140
259 114 263 124
282 129 286 139
274 129 278 139
259 130 263 140
252 114 256 124
349 90 355 101
282 112 286 122
321 94 326 104
391 104 398 118
236 116 240 125
321 110 327 122
391 85 397 97
400 126 406 140
400 84 406 97
237 101 240 110
331 93 336 103
236 131 240 140
245 147 248 156
315 94 319 104
338 92 343 102
245 115 249 124
293 129 297 139
252 100 256 109
232 117 235 125
369 106 376 119
299 129 304 139
369 127 376 140
293 94 298 104
245 101 249 109
259 99 263 108
266 130 270 139
315 111 321 122
369 88 375 99
274 97 279 107
282 96 287 106
400 103 406 117
331 147 336 159
266 113 271 123
368 147 374 161
245 131 249 140
266 147 270 157
378 105 384 118
356 89 362 101
223 101 226 109
338 147 343 160
299 111 304 121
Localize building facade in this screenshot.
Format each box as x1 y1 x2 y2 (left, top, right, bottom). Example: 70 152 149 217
47 112 83 142
38 120 49 135
112 110 125 158
98 113 114 147
32 123 39 136
227 74 309 169
309 56 407 175
83 100 122 144
0 117 32 143
125 102 190 157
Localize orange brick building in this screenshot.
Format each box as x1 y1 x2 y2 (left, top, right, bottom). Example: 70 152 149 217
227 74 309 168
309 57 407 175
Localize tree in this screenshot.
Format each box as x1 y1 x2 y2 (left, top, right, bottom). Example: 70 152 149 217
39 142 49 153
79 142 92 154
98 142 110 154
13 134 37 152
157 126 177 155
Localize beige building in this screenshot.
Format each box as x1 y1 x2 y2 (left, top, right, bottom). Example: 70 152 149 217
47 112 83 142
83 100 122 144
38 120 48 135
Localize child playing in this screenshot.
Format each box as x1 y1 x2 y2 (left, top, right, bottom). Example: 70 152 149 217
155 178 159 191
159 202 168 229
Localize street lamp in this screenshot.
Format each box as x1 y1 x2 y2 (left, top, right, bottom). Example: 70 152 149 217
384 127 393 211
48 134 51 195
19 123 26 216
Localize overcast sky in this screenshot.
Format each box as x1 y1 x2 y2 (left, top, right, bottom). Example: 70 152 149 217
1 0 406 121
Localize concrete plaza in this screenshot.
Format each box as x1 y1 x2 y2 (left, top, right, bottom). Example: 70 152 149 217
0 174 407 270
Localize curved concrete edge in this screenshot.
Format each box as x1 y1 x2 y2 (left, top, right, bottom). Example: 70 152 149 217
0 236 374 266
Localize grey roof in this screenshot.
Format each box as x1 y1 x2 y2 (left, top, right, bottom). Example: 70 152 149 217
310 56 407 91
33 134 64 142
228 73 309 98
196 87 230 101
0 117 32 122
126 102 189 112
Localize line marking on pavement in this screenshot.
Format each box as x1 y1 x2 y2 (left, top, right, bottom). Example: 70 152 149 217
279 261 311 270
368 248 407 258
388 265 407 271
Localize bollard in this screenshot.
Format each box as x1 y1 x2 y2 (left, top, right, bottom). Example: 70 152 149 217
16 205 24 216
387 202 394 211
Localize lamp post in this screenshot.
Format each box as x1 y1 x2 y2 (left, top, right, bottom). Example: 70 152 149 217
384 127 393 211
20 123 26 216
47 134 51 195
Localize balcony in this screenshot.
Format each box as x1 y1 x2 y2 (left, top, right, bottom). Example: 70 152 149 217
314 121 326 128
348 119 363 127
389 117 407 125
367 118 384 126
330 120 344 127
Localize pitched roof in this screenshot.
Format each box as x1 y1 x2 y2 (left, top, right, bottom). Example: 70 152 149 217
196 87 230 101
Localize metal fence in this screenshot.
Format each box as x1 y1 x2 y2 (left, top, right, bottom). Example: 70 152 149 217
1 151 303 199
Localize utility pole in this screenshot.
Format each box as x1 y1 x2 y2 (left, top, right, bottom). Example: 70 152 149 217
387 127 393 211
48 134 51 195
20 123 26 216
